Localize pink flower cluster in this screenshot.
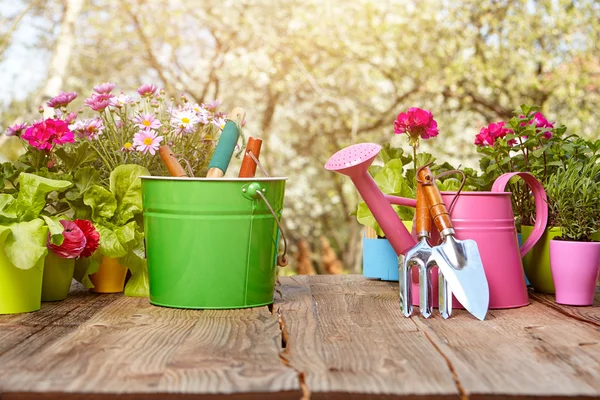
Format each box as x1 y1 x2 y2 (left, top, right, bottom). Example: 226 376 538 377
475 112 554 147
84 82 116 111
394 107 439 143
474 122 515 147
21 119 74 151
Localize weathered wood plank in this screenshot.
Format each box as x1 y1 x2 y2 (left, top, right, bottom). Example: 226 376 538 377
404 282 600 399
0 288 300 399
275 275 460 399
530 289 600 327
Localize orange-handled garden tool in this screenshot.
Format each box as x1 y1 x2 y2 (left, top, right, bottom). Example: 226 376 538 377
238 137 263 178
158 145 188 177
418 166 489 320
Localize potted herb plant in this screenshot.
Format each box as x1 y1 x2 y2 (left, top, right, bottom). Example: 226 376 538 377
546 156 600 305
473 104 596 293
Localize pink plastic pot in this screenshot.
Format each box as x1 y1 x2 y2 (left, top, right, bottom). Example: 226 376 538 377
550 239 600 306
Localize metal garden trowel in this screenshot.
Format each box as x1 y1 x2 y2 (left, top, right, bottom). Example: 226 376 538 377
417 166 490 321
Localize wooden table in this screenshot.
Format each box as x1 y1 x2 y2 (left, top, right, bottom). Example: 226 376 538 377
0 275 599 399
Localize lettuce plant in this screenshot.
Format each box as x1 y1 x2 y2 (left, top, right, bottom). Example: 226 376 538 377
0 173 72 270
70 164 150 296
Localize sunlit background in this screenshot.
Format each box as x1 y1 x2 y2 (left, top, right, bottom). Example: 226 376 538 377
1 0 599 274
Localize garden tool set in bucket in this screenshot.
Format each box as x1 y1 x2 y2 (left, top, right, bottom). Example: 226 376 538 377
142 107 288 310
325 142 493 320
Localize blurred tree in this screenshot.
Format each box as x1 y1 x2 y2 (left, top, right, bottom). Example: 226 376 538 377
1 0 598 271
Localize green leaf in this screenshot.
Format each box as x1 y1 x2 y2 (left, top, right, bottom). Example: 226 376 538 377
78 252 103 289
122 252 149 297
373 159 413 195
114 221 138 250
437 178 462 191
415 153 435 168
84 185 117 221
367 164 382 177
54 142 98 172
0 194 17 222
96 224 127 258
41 215 65 246
15 173 72 221
110 165 150 226
66 167 100 201
4 219 48 270
356 201 383 237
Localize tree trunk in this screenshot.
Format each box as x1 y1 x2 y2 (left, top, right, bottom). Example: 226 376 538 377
40 0 85 116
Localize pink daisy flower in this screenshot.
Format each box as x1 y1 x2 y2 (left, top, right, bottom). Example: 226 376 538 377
202 99 222 111
109 93 134 108
85 93 114 112
133 130 163 155
93 82 116 94
5 122 28 137
137 84 158 97
69 118 104 140
46 91 78 108
134 113 162 130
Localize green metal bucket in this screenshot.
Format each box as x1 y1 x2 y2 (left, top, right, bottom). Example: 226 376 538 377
141 177 287 309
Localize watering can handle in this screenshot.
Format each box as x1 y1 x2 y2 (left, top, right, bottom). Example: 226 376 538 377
491 172 548 256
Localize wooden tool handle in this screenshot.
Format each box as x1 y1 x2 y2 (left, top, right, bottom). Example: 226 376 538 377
228 107 246 124
238 137 263 178
158 145 187 177
417 166 453 232
415 180 431 238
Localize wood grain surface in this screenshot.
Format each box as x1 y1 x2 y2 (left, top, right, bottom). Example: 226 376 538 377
1 277 599 399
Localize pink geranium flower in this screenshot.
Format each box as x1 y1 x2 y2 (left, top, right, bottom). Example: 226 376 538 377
133 130 163 155
134 113 161 130
85 93 114 112
46 91 78 108
394 107 439 145
137 84 158 97
47 220 86 259
21 119 74 151
5 122 27 137
93 82 116 94
474 121 515 147
520 112 554 139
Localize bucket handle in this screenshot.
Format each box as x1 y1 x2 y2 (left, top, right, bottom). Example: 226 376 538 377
255 190 288 267
491 172 548 256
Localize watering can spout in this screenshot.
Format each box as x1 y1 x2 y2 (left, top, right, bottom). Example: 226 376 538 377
325 143 417 255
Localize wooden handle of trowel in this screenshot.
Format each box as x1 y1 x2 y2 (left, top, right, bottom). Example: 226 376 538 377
417 166 454 232
238 137 262 178
159 145 188 177
415 181 431 239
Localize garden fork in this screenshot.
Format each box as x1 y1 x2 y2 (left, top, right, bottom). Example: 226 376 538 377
398 177 452 318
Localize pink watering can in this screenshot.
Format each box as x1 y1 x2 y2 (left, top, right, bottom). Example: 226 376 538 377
325 143 548 309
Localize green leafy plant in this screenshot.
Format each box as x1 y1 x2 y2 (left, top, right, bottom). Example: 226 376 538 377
72 164 149 295
545 156 600 242
0 173 72 270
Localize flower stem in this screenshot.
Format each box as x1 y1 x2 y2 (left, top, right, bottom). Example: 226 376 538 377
413 145 418 186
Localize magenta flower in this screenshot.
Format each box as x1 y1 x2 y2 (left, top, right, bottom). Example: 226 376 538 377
85 93 113 111
394 107 439 146
21 119 74 151
134 113 162 130
133 130 163 155
70 118 104 140
519 111 554 139
46 91 78 108
47 220 86 259
93 82 116 94
5 122 27 137
474 121 515 147
137 84 158 97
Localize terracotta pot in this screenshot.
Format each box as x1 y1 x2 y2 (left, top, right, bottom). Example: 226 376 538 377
89 257 128 293
550 240 600 306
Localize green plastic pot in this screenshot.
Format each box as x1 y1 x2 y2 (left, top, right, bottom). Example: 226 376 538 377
521 226 562 294
0 231 45 314
523 226 600 294
141 176 287 309
41 251 75 302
